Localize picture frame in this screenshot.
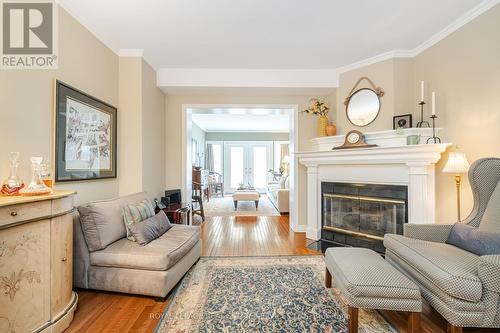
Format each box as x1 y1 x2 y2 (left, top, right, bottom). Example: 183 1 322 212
393 114 412 129
54 80 117 182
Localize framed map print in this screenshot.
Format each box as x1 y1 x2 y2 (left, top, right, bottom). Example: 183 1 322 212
55 80 117 182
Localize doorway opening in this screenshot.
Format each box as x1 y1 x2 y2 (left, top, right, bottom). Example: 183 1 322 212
182 105 298 229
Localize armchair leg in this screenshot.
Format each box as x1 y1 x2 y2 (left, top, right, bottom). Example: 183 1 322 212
408 312 420 333
325 268 332 288
447 323 463 333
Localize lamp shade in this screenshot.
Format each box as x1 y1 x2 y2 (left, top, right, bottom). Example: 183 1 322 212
443 152 470 174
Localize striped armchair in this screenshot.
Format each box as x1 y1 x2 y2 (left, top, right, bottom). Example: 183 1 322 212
384 158 500 332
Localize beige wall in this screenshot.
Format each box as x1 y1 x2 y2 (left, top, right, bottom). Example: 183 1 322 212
141 60 166 199
118 57 166 199
118 57 143 195
332 5 500 224
0 7 166 205
165 90 336 226
0 8 119 205
414 4 500 223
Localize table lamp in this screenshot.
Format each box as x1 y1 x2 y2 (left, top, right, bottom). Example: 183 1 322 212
442 151 470 222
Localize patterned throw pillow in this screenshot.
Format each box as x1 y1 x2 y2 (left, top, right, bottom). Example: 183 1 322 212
123 199 156 241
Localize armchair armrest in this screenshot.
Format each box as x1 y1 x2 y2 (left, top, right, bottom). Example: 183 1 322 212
478 255 500 293
403 223 454 243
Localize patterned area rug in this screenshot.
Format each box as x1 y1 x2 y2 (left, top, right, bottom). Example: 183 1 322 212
156 256 395 333
204 195 280 217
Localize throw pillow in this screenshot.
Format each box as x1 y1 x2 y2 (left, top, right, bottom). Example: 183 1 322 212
446 223 500 256
129 210 172 246
123 199 156 241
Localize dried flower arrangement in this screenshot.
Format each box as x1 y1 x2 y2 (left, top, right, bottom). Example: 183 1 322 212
301 98 329 116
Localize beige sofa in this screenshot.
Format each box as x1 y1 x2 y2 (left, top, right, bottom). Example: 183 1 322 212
267 175 289 213
73 192 201 297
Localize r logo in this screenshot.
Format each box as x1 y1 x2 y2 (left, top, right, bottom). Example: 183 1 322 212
2 2 53 54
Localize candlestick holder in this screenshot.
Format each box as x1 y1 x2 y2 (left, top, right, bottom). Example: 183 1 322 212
426 115 441 144
416 101 430 127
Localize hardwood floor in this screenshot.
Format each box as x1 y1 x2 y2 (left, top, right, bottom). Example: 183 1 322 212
67 216 496 333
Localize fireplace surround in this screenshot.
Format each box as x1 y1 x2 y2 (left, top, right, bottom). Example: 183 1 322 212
296 128 450 243
321 182 407 253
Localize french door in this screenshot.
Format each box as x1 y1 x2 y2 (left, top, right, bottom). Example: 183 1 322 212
224 142 272 193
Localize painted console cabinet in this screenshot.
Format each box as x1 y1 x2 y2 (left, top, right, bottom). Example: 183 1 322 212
0 191 77 332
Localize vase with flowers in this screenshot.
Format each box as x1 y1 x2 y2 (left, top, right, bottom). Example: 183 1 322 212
301 98 333 137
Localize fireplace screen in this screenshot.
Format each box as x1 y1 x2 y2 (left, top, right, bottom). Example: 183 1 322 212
322 183 407 240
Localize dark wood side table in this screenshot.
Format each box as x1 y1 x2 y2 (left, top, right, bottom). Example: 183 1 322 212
156 203 191 225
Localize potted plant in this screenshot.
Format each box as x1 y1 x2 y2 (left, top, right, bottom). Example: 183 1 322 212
301 98 335 137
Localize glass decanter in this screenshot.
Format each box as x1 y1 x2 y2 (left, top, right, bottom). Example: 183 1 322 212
40 159 53 188
20 157 52 196
1 152 25 196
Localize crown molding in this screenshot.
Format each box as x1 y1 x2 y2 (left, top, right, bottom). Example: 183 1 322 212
336 50 414 74
118 49 144 57
58 0 499 86
336 0 499 74
411 0 500 56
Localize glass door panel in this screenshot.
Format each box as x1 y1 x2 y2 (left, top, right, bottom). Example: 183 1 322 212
230 146 245 189
249 144 272 192
224 141 273 193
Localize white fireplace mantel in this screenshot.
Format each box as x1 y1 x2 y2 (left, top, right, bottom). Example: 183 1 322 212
296 129 451 241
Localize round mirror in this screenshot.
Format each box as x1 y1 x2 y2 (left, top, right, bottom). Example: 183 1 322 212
346 88 381 127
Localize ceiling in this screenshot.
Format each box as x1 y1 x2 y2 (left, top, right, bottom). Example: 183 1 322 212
191 108 290 132
58 0 486 70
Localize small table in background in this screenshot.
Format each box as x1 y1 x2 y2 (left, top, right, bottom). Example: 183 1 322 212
156 203 191 225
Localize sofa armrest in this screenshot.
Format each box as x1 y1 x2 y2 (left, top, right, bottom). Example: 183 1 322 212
403 223 454 243
73 211 91 289
478 255 500 293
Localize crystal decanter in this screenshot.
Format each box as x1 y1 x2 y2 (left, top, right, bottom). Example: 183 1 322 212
19 157 52 196
1 152 25 196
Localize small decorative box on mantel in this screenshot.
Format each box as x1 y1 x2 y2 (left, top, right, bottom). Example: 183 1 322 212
310 128 441 151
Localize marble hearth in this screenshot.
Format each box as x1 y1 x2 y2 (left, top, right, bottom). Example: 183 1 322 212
296 128 450 241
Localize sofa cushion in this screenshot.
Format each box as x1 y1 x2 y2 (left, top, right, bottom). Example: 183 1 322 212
447 223 500 256
129 210 173 246
123 199 156 241
384 234 482 302
77 192 150 251
90 225 200 271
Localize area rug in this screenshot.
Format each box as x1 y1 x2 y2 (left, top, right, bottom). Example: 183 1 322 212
204 195 280 217
156 256 395 333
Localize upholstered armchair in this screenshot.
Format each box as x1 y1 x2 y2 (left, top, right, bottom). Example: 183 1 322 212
384 158 500 332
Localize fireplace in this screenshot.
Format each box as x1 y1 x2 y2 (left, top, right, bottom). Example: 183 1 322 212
321 182 408 254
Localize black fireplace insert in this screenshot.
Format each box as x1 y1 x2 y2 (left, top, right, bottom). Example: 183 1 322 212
320 182 408 254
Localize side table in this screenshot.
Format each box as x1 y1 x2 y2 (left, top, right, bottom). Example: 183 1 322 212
156 203 191 225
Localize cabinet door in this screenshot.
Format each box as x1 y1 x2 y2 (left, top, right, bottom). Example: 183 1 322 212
0 220 51 332
51 213 73 317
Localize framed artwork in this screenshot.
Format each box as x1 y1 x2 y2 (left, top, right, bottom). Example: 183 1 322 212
54 80 117 182
393 114 412 129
